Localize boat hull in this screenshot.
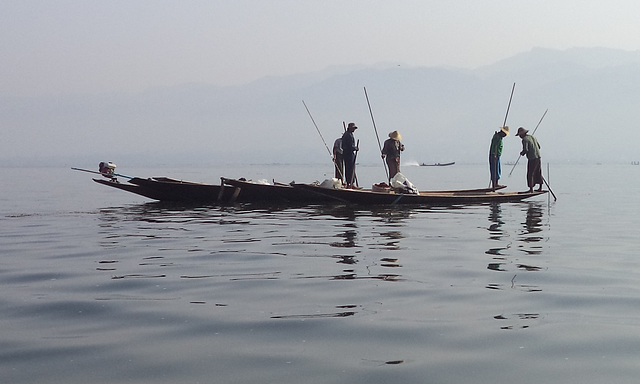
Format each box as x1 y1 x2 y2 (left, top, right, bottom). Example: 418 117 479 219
93 177 233 202
92 176 546 206
291 183 547 205
220 178 334 203
93 177 333 203
420 162 455 166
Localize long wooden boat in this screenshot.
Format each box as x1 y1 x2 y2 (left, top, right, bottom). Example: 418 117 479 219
90 174 545 206
290 183 547 205
420 161 455 166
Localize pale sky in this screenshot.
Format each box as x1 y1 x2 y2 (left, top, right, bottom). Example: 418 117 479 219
2 0 640 97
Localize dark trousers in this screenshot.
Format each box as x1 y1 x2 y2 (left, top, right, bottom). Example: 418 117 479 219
344 155 355 186
386 157 400 179
334 154 344 182
527 158 543 188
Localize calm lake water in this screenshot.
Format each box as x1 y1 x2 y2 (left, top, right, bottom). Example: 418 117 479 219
1 162 640 383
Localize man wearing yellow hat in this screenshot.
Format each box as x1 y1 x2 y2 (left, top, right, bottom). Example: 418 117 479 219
381 130 405 180
489 126 509 191
516 126 543 193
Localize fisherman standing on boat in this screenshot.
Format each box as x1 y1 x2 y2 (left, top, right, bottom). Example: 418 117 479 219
489 126 509 191
381 130 404 179
516 126 543 193
332 136 344 184
342 122 359 189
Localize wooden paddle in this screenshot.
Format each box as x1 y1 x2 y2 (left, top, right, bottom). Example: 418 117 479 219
302 100 344 181
353 139 360 188
489 83 516 188
71 167 133 179
364 87 389 182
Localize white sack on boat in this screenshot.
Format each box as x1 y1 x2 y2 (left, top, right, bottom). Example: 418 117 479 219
390 173 419 194
319 178 343 189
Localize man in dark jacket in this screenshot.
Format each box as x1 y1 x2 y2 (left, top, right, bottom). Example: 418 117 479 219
516 126 543 192
381 130 405 180
341 122 358 188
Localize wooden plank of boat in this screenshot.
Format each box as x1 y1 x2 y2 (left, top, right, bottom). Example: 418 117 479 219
220 177 334 203
92 178 170 201
291 183 547 205
350 184 504 195
419 185 505 194
93 177 234 202
93 176 330 203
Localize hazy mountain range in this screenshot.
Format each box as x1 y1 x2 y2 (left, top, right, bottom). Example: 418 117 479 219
3 46 640 167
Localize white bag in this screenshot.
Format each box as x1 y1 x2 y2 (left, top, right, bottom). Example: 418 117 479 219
390 173 419 194
319 178 343 189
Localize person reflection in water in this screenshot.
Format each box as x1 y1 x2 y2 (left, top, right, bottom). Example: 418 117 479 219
524 203 544 235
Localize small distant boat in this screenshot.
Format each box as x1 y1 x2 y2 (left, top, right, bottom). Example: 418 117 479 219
420 162 455 167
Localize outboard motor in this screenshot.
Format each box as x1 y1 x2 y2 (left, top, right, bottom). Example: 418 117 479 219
99 162 117 179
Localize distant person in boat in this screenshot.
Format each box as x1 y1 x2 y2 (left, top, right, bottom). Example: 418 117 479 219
342 122 359 188
516 127 543 192
489 126 509 191
381 130 405 179
332 136 344 184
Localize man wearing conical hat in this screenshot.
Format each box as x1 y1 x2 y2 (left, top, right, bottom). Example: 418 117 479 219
489 126 509 191
516 126 543 193
381 130 405 180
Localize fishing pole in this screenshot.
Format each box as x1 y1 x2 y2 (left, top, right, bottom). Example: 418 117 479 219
302 100 344 180
508 108 548 177
364 87 389 181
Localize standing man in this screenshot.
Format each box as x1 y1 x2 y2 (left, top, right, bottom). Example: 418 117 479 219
341 122 359 189
332 135 344 184
381 130 405 180
516 126 543 192
489 126 509 191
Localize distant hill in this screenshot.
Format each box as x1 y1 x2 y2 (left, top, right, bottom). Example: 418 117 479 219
2 47 640 166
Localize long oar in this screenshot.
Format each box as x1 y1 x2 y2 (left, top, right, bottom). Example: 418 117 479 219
71 167 133 179
364 87 389 181
508 108 548 177
490 83 516 187
542 177 556 201
543 163 557 201
353 139 360 188
502 83 516 128
302 100 343 180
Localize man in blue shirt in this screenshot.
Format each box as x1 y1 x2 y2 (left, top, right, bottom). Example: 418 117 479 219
489 126 509 191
